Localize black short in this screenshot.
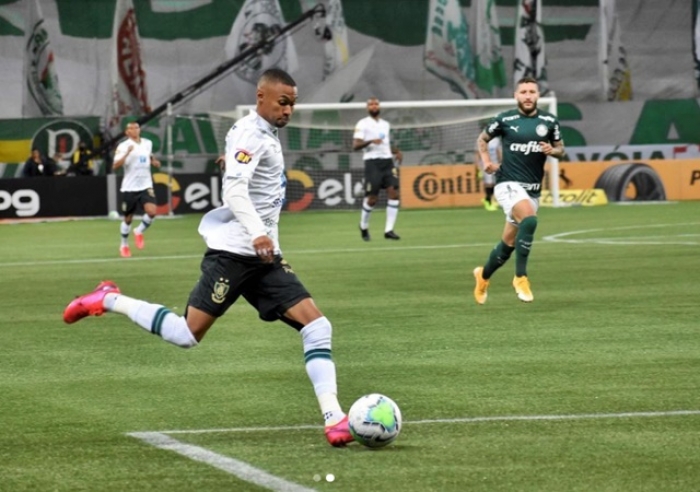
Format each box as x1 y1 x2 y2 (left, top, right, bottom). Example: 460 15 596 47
363 158 399 197
120 188 156 216
187 249 311 330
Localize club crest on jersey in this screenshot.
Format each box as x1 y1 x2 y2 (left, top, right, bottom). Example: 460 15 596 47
536 124 548 137
234 150 252 164
211 277 230 304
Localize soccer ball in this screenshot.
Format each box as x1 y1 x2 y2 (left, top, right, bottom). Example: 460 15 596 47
348 393 402 448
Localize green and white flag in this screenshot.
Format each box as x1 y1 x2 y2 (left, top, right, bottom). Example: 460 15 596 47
694 0 700 91
225 0 298 85
22 0 63 116
513 0 549 94
599 0 632 100
424 0 478 99
474 0 507 96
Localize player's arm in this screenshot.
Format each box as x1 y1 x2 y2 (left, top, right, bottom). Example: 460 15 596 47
112 144 131 170
222 134 273 263
391 146 402 164
150 154 161 168
352 122 381 150
476 131 498 174
539 139 565 158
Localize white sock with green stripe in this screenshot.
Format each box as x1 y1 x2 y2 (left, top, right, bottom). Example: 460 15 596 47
301 316 344 424
107 294 197 348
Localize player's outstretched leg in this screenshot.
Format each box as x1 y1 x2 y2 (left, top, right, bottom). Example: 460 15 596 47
63 281 121 323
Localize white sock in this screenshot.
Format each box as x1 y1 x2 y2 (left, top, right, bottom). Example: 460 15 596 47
135 214 153 234
106 294 197 348
301 316 343 422
386 199 400 232
360 197 373 230
120 221 131 247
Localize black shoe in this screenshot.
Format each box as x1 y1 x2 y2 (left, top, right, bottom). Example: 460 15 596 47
360 226 370 242
384 230 400 240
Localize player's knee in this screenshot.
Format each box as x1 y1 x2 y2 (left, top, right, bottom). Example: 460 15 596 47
301 316 332 350
519 215 538 234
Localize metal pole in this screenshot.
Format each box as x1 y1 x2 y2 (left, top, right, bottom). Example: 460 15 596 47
167 102 174 216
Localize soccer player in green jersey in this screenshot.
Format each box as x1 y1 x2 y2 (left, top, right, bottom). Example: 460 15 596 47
472 76 565 304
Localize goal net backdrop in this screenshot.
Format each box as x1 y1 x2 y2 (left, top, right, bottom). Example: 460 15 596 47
173 97 559 210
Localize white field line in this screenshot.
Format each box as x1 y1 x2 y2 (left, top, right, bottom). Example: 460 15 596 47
127 432 315 492
145 409 700 435
128 410 700 491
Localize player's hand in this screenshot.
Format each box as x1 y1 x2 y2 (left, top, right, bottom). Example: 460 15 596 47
394 150 403 165
253 235 275 263
539 141 555 155
484 161 499 174
215 155 226 171
372 138 382 145
151 158 161 168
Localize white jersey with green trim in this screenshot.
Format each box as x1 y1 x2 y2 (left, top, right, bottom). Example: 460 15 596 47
198 111 286 256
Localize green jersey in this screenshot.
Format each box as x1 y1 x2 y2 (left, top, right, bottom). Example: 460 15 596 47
485 108 561 198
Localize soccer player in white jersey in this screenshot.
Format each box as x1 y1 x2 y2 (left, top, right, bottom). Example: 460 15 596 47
63 69 354 447
474 134 501 211
112 121 161 258
353 97 403 241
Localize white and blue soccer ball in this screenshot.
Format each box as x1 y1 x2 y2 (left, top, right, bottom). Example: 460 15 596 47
348 393 402 448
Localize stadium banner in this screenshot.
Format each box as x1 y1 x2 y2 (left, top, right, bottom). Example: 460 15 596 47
424 0 479 99
22 0 63 117
225 0 298 86
0 176 107 219
474 0 507 96
399 160 700 209
513 0 549 94
599 0 632 101
107 0 151 136
695 0 700 91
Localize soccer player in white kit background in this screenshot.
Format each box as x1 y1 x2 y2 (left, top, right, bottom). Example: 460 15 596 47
112 121 161 258
63 68 355 447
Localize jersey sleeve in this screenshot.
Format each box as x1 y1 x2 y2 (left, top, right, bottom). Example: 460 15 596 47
113 141 127 161
484 115 504 139
224 127 266 180
550 119 562 142
352 119 366 141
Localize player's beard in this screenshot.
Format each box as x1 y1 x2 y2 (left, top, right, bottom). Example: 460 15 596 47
517 100 537 116
369 109 380 117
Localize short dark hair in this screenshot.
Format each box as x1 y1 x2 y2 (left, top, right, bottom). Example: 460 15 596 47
516 76 538 87
258 68 296 88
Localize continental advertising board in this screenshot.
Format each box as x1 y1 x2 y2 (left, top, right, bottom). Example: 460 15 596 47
399 160 700 209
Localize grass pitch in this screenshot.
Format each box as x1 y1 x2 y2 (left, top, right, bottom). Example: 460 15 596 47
1 202 699 491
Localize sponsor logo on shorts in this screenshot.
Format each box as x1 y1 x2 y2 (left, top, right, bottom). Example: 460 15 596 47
234 150 252 164
211 277 230 304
